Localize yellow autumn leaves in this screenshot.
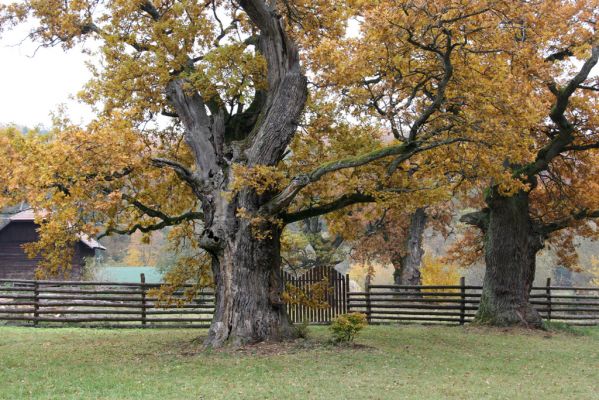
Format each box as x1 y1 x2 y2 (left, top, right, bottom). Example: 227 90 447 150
0 0 598 280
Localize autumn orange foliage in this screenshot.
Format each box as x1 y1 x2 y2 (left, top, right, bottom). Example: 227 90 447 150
420 255 460 292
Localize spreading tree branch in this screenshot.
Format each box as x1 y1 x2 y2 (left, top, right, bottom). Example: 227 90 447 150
522 46 599 177
540 209 599 235
261 137 470 215
99 193 204 238
99 209 203 238
282 193 376 224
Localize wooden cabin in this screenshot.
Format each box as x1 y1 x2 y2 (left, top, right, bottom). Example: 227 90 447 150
0 209 105 280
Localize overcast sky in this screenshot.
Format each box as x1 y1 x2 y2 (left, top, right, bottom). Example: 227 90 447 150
0 5 94 128
0 3 362 130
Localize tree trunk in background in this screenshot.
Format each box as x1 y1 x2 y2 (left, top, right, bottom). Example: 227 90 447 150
393 208 427 286
476 188 543 327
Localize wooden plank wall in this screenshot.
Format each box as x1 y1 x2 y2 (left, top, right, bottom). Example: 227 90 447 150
282 265 348 324
0 222 86 280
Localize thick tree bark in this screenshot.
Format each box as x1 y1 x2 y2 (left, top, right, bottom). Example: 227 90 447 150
206 214 295 347
475 188 543 328
393 208 426 286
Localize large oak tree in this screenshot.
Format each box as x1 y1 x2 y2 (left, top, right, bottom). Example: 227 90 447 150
454 2 599 327
0 0 493 347
305 0 599 326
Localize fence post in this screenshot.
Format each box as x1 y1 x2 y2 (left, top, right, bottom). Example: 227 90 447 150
33 280 39 327
365 281 372 324
345 274 350 314
140 273 147 326
546 277 552 322
459 277 466 325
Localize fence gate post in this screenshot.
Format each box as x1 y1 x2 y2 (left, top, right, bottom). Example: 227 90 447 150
140 273 147 326
33 280 39 327
365 282 372 323
546 277 552 322
459 277 466 325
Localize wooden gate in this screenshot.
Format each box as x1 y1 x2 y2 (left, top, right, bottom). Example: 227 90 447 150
282 265 349 324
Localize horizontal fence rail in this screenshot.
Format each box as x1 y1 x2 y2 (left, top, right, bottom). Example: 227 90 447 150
348 278 599 326
0 275 214 328
1 274 598 328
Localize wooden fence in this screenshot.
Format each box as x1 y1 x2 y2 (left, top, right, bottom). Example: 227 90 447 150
348 278 599 326
282 265 350 324
0 276 214 328
2 275 599 328
0 266 350 327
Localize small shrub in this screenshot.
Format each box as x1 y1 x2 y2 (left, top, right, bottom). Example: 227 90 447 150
330 313 367 344
294 320 310 339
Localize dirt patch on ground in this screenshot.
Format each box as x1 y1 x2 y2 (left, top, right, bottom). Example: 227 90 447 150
462 325 556 338
230 339 375 356
170 337 375 357
227 339 375 357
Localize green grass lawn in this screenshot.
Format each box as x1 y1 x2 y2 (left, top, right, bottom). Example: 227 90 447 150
0 324 597 400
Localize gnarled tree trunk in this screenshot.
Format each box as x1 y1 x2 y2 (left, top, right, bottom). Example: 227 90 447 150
164 0 308 347
206 213 294 347
393 208 427 286
198 187 299 347
474 45 599 327
474 188 543 327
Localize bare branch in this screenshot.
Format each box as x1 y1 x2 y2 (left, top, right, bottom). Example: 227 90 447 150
522 46 599 177
165 79 219 180
460 209 490 232
407 32 454 142
577 84 599 91
563 141 599 152
238 0 308 166
151 158 203 191
140 1 161 21
99 209 203 238
282 193 376 224
545 48 573 62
